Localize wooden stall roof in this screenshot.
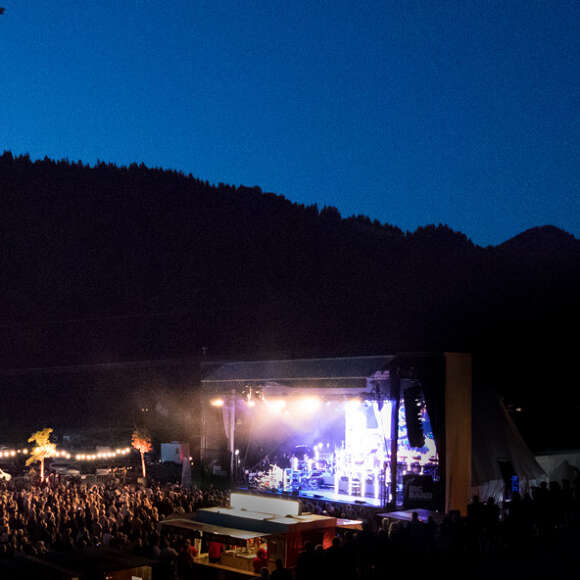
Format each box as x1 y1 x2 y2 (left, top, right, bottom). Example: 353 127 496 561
195 506 336 535
160 517 270 545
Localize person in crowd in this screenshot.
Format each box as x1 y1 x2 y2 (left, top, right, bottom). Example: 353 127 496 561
467 495 484 531
296 540 315 580
177 538 196 579
408 511 425 546
270 558 291 580
208 540 223 563
252 547 269 574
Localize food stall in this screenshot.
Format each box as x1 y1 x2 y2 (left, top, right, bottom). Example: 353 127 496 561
160 516 271 574
160 492 336 575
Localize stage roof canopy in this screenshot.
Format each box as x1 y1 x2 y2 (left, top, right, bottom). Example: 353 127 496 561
201 355 395 392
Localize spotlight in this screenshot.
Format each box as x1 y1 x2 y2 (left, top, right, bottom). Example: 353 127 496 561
264 399 286 412
298 397 321 411
210 398 224 407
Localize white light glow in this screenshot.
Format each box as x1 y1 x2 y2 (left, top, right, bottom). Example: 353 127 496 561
297 397 321 411
264 399 286 412
345 398 362 409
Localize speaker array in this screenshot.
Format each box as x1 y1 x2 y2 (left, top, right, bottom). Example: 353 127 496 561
404 385 425 448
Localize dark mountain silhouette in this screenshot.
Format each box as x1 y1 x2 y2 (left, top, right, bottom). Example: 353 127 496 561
0 152 578 448
498 225 579 254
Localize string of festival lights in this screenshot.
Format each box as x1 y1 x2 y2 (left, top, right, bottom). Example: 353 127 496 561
0 447 132 461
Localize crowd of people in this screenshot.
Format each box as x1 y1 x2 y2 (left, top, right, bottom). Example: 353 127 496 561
0 475 228 577
294 480 580 580
1 474 580 579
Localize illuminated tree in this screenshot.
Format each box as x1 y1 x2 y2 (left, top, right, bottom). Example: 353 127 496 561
131 428 152 478
26 427 56 482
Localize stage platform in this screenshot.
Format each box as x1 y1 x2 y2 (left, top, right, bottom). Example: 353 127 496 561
378 508 444 525
236 487 385 509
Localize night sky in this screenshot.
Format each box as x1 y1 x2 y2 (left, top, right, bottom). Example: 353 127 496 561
1 1 579 246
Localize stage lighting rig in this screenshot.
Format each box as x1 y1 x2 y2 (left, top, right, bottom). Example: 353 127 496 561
241 385 263 406
367 374 390 410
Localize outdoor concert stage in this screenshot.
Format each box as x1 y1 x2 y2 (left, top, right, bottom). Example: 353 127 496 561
200 355 459 511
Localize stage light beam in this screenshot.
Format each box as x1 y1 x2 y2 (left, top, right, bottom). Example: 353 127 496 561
264 399 286 412
298 396 321 412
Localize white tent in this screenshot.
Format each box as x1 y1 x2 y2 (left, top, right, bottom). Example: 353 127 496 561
535 450 580 484
471 388 545 501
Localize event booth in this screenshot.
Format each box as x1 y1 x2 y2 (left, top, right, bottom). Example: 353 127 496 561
160 492 336 574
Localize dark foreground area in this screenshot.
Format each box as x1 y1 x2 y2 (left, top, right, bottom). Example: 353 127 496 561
1 476 578 579
295 481 580 580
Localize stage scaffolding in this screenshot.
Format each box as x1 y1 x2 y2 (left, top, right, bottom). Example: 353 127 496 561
200 353 471 514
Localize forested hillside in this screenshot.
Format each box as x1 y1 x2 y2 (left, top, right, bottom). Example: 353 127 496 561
1 152 578 446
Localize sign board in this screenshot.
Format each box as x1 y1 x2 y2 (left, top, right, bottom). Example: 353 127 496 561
402 474 434 509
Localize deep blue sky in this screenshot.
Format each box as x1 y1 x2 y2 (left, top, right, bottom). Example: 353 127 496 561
1 1 578 245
